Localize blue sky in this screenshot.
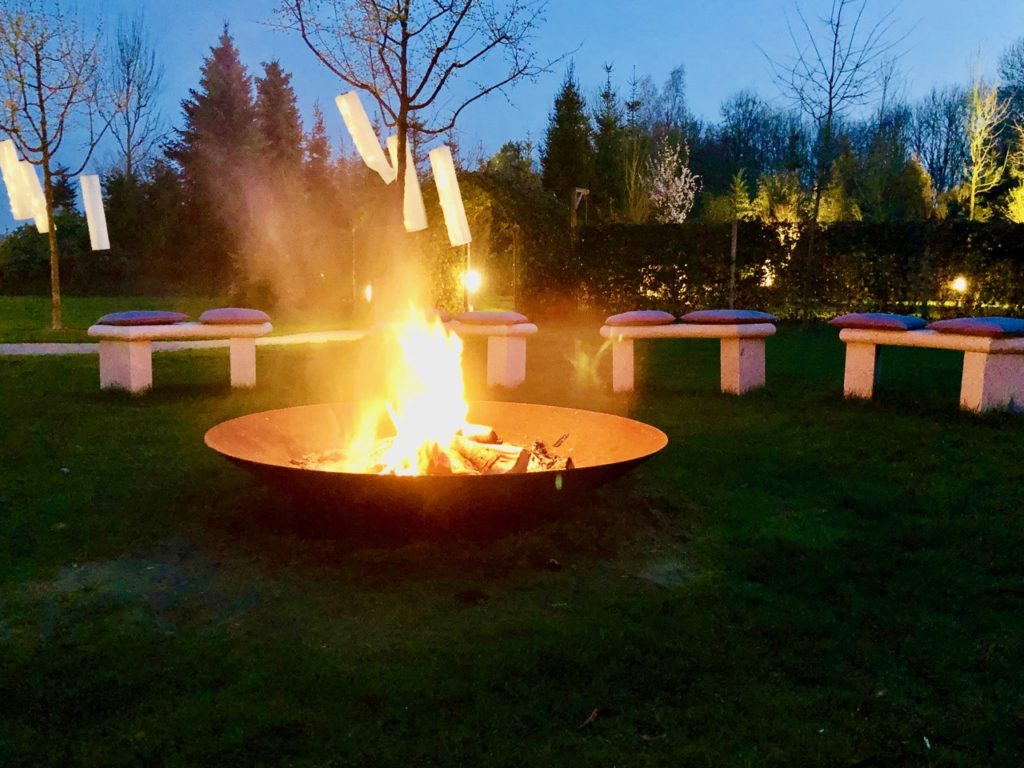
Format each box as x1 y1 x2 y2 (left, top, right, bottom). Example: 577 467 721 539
4 0 1024 232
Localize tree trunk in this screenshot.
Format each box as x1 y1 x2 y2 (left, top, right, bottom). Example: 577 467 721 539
729 218 738 309
42 153 61 330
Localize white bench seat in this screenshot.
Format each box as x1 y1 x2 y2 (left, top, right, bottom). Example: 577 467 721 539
88 322 272 393
599 323 776 394
447 321 538 388
838 327 1024 412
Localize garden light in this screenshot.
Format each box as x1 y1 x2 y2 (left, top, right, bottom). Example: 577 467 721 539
386 135 428 232
79 174 109 250
335 92 396 184
952 275 968 293
463 268 482 293
429 145 472 247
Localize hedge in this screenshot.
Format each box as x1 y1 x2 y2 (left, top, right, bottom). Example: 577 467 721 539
571 221 1024 319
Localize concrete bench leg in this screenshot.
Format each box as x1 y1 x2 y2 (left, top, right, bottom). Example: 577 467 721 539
610 338 635 393
99 340 153 393
960 352 1024 412
229 337 257 388
720 338 766 394
486 336 527 388
843 342 879 400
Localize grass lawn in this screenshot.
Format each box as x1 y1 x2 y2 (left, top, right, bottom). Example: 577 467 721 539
1 320 1023 766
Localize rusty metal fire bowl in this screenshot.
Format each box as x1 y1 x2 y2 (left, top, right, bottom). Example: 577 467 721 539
205 401 668 528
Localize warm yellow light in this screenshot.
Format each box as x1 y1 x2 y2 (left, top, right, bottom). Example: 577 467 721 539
364 284 373 303
334 306 468 475
760 271 775 288
952 275 968 294
463 269 482 293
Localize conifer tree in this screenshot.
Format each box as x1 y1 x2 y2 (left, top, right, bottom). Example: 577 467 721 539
541 65 594 210
166 25 259 288
592 64 625 220
256 60 304 170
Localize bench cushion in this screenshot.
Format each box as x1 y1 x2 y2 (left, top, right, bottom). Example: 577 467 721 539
455 310 529 325
829 312 927 331
605 310 676 326
680 309 778 325
928 317 1024 337
96 310 189 326
200 307 271 325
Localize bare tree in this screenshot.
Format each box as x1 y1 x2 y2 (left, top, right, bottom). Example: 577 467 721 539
768 0 901 315
275 0 551 209
964 78 1010 221
104 12 164 179
910 85 969 200
0 0 109 329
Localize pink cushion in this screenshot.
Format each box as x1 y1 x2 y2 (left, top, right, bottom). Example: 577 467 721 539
199 307 271 325
927 317 1024 337
829 313 927 331
455 310 529 325
96 310 189 326
680 309 778 325
604 310 676 326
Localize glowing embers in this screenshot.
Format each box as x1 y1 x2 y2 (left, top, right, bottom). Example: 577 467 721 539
292 306 572 477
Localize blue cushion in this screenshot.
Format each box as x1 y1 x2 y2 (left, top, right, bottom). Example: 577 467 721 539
927 317 1024 337
680 309 778 325
199 307 271 325
829 313 927 331
96 310 189 326
605 310 676 326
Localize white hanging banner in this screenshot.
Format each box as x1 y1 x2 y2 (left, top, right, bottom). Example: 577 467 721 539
386 135 428 232
19 161 48 233
335 92 396 184
0 140 32 220
79 174 110 250
429 145 471 247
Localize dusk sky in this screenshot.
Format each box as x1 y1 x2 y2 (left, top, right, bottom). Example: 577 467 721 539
4 0 1024 232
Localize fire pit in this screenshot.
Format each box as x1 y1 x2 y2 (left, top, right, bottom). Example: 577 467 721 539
205 400 667 528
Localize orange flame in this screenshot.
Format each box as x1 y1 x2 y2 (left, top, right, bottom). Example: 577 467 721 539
338 306 468 475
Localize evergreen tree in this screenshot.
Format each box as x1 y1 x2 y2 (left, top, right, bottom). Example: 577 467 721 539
166 25 259 290
50 166 78 214
304 102 333 187
592 64 625 219
256 60 304 169
541 64 594 209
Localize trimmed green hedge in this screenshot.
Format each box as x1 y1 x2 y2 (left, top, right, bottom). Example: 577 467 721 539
573 221 1024 318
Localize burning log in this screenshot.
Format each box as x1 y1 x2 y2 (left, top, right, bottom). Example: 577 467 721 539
451 435 530 475
458 423 499 443
291 430 573 476
529 440 575 472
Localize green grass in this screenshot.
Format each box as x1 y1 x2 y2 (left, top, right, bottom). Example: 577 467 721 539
0 296 366 343
1 321 1023 766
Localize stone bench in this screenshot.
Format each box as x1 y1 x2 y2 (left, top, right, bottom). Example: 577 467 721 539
87 309 272 394
834 313 1024 413
447 310 538 388
599 309 777 394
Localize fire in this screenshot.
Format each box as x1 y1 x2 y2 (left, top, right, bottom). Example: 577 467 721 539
338 306 468 475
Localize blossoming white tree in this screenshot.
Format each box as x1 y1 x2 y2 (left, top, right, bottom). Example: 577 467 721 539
647 137 700 224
